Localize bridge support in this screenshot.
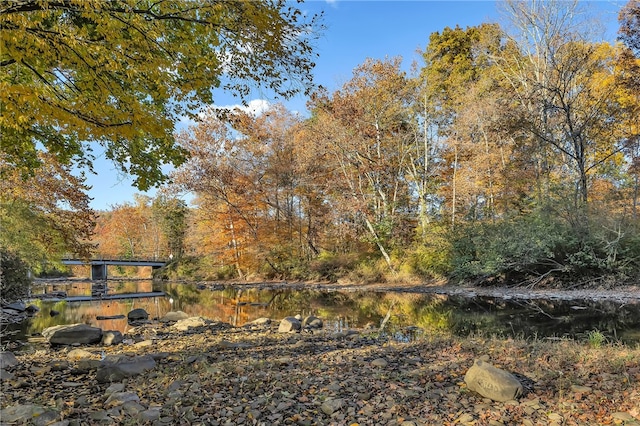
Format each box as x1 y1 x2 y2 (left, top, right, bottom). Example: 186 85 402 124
152 265 162 277
91 264 107 280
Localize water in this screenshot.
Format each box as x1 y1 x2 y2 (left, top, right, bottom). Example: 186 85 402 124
3 280 640 347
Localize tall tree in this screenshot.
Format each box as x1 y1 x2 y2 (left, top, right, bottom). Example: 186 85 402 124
0 0 322 189
618 0 640 219
497 0 625 213
152 195 189 260
0 153 95 270
420 24 513 226
308 58 415 269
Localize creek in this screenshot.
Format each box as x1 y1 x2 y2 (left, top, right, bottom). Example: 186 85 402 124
3 279 640 348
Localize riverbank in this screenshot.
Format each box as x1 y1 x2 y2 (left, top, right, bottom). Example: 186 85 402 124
194 279 640 303
1 316 640 425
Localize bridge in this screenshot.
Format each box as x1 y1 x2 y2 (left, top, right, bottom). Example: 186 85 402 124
61 258 168 280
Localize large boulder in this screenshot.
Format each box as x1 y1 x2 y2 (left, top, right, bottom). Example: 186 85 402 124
278 317 301 333
127 308 149 323
42 324 103 346
302 315 323 329
96 355 156 383
464 359 524 402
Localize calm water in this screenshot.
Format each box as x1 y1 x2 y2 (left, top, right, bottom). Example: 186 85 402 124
4 280 640 346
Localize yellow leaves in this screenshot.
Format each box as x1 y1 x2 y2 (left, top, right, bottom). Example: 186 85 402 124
0 0 320 189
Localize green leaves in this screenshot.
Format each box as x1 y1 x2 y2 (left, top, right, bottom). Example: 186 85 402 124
0 0 322 189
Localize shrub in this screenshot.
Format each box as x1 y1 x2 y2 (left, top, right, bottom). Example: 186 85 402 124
408 223 454 278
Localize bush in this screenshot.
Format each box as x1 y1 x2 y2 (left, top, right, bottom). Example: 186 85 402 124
449 210 640 286
309 252 358 282
408 223 454 278
0 249 32 303
450 213 568 284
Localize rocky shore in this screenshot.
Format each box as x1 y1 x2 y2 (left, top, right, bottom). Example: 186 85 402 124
1 310 639 425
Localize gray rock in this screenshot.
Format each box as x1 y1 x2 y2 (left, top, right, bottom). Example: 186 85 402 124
0 368 14 380
248 317 271 325
0 404 59 425
320 398 344 415
96 355 156 383
0 351 19 368
302 315 323 329
161 311 190 322
172 316 209 331
127 308 149 322
139 407 161 422
102 330 124 346
42 323 103 345
104 383 126 396
104 391 141 408
464 359 523 402
278 317 301 333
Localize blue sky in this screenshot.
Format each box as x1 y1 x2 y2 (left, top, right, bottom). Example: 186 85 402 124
85 0 624 211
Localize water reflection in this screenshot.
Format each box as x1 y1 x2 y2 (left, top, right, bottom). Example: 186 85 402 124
8 280 640 346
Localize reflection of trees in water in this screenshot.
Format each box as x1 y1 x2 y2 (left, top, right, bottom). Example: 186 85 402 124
16 281 640 345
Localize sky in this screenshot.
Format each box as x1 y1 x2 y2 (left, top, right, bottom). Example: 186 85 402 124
84 0 625 211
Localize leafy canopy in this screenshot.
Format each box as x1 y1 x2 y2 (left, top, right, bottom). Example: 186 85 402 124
0 0 322 189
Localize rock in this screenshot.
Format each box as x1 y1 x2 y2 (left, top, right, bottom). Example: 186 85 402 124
302 315 323 329
76 359 102 371
102 330 124 346
172 316 209 331
42 324 103 345
67 348 95 360
570 384 592 393
278 317 301 333
49 360 70 371
96 355 156 383
0 404 59 425
320 398 344 415
25 304 39 314
371 358 388 368
0 351 19 368
161 311 190 322
104 391 141 408
464 359 523 402
139 407 161 422
49 309 60 317
0 368 14 380
127 308 149 322
105 383 126 396
248 317 271 326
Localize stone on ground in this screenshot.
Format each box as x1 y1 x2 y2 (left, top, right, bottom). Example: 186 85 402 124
464 359 523 402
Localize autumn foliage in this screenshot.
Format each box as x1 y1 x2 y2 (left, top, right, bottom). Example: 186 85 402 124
3 1 639 289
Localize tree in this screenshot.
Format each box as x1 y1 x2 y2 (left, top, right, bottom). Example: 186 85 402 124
152 195 188 260
420 24 515 226
497 0 625 214
618 0 640 219
0 152 95 271
308 58 415 269
0 0 322 189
